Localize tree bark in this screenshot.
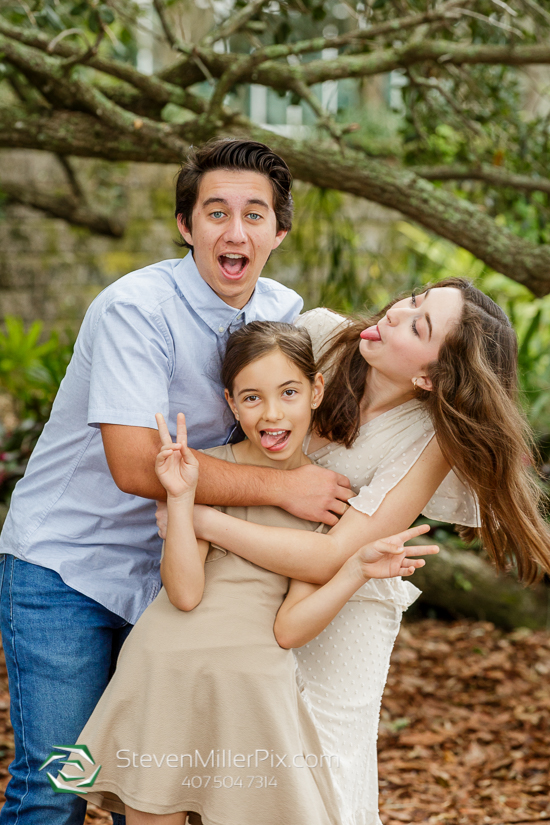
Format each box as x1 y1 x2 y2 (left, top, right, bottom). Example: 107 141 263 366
408 543 550 630
1 180 125 237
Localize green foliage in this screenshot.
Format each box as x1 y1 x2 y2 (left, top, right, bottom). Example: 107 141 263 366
0 318 74 504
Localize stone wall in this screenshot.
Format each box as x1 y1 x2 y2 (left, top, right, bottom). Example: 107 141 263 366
0 152 183 330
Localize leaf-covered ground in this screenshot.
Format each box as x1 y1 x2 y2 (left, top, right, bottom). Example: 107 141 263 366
0 619 548 825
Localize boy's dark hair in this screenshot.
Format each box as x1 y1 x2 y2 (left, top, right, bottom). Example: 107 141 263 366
175 139 293 249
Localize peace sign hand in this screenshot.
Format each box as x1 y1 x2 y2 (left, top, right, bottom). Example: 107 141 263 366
155 412 199 501
351 523 439 582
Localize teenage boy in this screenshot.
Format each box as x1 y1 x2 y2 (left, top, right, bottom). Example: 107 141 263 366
0 139 351 825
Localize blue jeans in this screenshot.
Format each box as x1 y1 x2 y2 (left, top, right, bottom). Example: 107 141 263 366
0 554 133 825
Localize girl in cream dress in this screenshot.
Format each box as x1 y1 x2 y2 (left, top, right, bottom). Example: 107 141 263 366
68 322 437 825
196 280 550 825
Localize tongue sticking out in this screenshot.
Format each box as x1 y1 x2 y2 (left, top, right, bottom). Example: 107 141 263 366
360 325 381 342
220 255 246 277
260 430 290 450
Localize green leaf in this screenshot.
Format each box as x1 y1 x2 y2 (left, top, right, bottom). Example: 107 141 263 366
98 6 115 24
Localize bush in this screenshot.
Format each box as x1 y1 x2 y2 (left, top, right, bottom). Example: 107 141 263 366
0 317 74 505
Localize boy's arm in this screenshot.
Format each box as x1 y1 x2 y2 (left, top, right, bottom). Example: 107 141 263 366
194 437 450 583
100 423 352 525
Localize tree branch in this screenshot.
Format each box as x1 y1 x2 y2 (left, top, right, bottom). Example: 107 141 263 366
202 0 271 47
56 154 83 199
0 179 126 237
412 164 550 195
0 20 205 112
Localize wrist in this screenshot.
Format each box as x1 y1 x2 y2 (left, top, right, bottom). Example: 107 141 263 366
342 554 370 586
270 468 294 509
167 491 196 509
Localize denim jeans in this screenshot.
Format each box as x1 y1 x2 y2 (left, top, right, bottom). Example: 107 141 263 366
0 554 133 825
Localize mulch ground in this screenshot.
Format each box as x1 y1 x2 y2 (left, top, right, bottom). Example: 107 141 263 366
0 618 547 825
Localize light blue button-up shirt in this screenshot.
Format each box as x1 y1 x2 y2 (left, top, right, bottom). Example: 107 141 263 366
0 253 303 623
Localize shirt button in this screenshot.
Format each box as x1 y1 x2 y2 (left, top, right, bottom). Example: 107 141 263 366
218 326 224 333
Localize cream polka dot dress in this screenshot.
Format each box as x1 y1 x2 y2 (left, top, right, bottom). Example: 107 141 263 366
295 308 480 825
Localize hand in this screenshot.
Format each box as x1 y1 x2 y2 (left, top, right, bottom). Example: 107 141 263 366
278 464 353 526
155 412 199 500
349 523 439 582
155 500 168 538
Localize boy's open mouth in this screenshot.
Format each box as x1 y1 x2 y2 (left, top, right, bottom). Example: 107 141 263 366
218 253 249 280
260 429 291 451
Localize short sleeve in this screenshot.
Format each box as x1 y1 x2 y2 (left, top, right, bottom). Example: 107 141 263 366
349 414 480 528
349 417 436 517
296 307 350 361
88 301 172 429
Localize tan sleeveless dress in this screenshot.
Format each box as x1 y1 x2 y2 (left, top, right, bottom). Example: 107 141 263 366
70 445 341 825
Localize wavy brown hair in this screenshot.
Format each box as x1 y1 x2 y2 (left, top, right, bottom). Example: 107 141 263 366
314 277 550 583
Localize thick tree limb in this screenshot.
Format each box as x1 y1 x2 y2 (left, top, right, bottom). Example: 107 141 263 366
2 106 550 296
0 33 193 157
408 542 550 631
3 19 550 95
0 179 126 237
413 164 550 195
293 42 550 86
0 21 205 112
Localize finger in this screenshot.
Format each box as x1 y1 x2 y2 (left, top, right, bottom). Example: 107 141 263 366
155 413 173 448
392 523 431 545
176 412 188 450
334 474 352 490
331 500 350 517
322 511 339 528
401 558 426 568
370 539 404 555
403 545 439 556
401 565 417 577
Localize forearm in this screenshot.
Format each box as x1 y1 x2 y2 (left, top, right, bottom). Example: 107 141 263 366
194 451 286 507
195 507 343 583
275 561 366 649
161 497 204 611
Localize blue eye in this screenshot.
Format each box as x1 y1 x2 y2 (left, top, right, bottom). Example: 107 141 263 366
211 211 225 219
247 212 261 221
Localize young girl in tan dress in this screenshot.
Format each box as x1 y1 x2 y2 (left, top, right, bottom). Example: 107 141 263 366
67 322 438 825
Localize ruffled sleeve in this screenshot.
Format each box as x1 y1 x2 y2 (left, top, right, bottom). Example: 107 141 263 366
346 402 480 529
343 403 480 607
296 307 350 362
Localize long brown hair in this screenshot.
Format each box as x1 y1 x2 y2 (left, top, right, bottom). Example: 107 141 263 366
314 277 550 583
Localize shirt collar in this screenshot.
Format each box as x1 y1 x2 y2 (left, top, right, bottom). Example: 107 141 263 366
173 253 256 336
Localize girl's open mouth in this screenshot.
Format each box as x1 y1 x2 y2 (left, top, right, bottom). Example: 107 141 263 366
218 254 249 280
260 429 291 451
